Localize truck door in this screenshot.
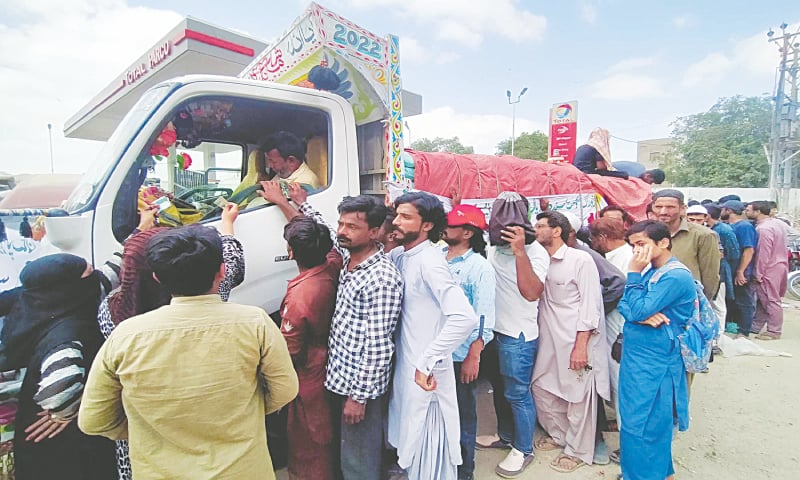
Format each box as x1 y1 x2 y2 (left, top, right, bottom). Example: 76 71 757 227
92 79 357 313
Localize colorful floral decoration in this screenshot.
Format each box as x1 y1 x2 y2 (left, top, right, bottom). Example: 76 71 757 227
149 122 177 158
177 152 192 171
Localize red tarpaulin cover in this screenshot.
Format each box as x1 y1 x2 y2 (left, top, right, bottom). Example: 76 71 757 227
408 150 651 220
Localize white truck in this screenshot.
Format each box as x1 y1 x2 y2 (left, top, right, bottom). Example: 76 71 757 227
33 3 410 314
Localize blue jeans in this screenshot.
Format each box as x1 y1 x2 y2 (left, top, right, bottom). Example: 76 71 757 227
733 282 756 336
454 362 478 476
332 393 386 480
496 333 538 455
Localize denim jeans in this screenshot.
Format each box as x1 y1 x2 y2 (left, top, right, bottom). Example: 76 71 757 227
479 338 514 446
454 362 478 476
496 332 538 455
732 282 756 336
331 393 386 480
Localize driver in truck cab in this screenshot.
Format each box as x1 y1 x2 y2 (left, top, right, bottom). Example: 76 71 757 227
247 131 321 209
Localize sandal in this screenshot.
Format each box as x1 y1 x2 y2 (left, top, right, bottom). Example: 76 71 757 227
610 448 621 464
534 436 562 451
549 453 586 473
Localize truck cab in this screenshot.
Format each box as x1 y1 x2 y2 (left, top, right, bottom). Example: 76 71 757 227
51 76 362 313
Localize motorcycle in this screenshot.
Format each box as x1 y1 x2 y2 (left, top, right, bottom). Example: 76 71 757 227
786 239 800 300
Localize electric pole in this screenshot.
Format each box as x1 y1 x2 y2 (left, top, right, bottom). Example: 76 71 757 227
768 23 800 211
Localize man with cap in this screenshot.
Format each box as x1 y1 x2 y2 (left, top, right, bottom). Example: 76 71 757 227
686 204 709 226
441 204 496 480
651 189 720 301
721 200 757 337
706 204 741 335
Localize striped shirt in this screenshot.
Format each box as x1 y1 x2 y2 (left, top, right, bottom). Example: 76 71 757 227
300 203 403 402
33 340 85 420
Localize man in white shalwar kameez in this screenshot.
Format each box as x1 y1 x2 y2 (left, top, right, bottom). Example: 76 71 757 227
531 211 611 473
387 192 478 480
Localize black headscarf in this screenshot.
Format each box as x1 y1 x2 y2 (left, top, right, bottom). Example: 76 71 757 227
0 254 102 370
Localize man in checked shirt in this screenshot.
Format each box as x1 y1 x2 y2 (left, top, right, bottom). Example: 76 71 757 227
271 183 403 480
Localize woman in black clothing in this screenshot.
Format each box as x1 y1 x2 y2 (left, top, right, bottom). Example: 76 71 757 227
0 253 115 480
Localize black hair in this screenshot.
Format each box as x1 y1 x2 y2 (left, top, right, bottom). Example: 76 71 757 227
646 169 666 184
705 205 722 220
463 224 487 257
599 205 634 225
394 191 446 242
338 195 389 229
283 217 333 269
701 199 714 205
146 225 223 296
687 200 700 207
260 131 306 162
625 220 672 250
536 211 570 243
645 202 654 215
768 201 778 210
383 206 396 230
748 201 771 216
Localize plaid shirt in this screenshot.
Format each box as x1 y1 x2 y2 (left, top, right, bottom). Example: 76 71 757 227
300 203 403 402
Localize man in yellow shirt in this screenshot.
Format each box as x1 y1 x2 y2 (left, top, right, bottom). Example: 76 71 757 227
79 225 298 479
246 131 322 209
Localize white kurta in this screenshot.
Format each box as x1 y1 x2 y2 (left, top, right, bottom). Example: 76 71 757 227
532 245 611 464
533 245 610 403
387 241 478 477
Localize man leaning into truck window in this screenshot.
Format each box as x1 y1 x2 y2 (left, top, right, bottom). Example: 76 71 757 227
267 183 403 480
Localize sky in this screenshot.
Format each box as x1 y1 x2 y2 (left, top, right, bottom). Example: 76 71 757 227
0 0 798 175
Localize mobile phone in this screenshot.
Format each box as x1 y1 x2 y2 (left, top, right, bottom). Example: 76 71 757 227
153 196 171 212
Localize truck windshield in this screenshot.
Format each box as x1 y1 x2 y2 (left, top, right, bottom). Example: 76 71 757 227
64 84 175 213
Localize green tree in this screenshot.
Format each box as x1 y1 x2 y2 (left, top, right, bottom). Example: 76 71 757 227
665 95 772 187
410 136 474 154
496 131 549 160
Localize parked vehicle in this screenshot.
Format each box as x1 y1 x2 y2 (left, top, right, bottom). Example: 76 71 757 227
1 3 651 316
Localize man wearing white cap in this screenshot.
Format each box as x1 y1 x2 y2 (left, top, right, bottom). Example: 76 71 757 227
686 204 709 226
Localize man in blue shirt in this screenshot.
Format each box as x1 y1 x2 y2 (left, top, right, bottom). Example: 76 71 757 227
441 204 496 480
617 220 695 480
611 161 666 185
721 200 757 337
705 204 741 333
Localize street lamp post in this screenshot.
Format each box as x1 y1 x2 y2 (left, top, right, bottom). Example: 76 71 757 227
506 87 528 157
47 123 54 173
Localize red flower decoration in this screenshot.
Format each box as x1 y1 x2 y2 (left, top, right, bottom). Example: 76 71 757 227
149 124 178 157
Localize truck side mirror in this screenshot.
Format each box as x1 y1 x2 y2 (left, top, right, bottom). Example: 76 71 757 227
44 214 92 251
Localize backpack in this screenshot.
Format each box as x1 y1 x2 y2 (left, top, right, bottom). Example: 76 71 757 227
649 261 720 373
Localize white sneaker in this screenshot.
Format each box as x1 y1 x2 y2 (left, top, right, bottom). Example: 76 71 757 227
495 448 534 478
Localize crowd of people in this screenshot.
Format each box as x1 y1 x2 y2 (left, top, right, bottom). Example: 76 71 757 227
0 180 792 480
